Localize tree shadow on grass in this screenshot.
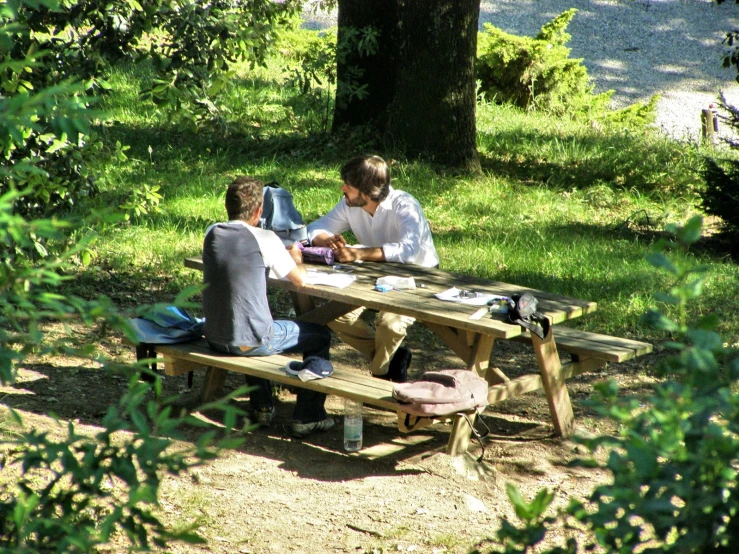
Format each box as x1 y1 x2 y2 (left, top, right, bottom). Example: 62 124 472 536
476 127 688 194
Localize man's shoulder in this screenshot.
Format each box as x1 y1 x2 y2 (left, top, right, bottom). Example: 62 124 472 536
386 189 421 210
247 225 287 249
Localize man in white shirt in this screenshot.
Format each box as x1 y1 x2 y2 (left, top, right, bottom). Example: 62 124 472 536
202 176 335 438
307 155 439 383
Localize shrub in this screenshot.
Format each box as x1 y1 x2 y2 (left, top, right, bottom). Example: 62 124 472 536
0 6 246 550
280 25 380 133
1 0 300 220
700 95 739 237
485 216 739 553
476 9 656 128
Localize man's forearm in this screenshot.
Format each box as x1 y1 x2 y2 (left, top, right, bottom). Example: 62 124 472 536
334 246 385 263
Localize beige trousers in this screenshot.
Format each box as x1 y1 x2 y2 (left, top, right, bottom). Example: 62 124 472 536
328 308 415 376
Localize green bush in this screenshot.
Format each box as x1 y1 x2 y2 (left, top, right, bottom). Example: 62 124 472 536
476 9 656 128
1 0 300 220
279 25 380 133
0 6 247 550
485 216 739 553
700 96 739 237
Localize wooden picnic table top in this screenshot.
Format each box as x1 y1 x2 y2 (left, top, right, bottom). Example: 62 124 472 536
184 256 597 341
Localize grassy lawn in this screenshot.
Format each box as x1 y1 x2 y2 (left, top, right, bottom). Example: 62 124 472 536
83 41 739 346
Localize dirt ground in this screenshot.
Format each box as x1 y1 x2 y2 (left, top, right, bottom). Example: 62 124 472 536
2 307 663 554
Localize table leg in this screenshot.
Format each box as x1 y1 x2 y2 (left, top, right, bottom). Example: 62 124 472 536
447 412 477 456
531 325 574 437
290 291 316 317
424 323 508 385
290 293 358 325
201 366 227 403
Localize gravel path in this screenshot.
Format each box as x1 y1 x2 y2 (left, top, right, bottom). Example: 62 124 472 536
303 0 739 141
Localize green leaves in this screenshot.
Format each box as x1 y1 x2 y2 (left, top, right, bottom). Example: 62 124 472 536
488 485 559 554
487 216 739 553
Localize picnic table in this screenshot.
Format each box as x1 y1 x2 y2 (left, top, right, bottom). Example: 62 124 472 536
175 256 652 451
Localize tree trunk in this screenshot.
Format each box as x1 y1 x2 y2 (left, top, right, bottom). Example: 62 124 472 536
333 0 481 172
332 0 398 129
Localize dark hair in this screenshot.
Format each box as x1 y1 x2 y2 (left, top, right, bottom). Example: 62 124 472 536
340 155 391 202
225 176 263 220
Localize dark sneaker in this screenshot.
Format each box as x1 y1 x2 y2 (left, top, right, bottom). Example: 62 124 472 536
290 417 336 438
380 347 411 383
252 406 275 427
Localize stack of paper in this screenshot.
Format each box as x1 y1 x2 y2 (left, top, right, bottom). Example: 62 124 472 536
435 287 507 307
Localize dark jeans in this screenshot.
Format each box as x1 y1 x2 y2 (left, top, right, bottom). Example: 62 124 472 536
208 320 331 423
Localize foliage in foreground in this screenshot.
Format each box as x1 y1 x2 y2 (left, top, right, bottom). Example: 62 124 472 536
484 216 739 553
477 9 657 128
0 178 248 553
0 6 246 550
1 0 300 218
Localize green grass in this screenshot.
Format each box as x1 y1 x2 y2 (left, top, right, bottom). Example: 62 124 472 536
82 35 739 346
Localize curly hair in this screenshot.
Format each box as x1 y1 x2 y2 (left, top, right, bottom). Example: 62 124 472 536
340 155 391 202
225 176 263 220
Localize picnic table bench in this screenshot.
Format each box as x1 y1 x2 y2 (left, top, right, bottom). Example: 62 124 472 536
154 339 480 455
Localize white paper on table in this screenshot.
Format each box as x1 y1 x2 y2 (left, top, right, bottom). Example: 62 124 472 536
435 287 508 307
304 270 356 289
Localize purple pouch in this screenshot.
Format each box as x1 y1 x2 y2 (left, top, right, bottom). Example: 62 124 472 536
299 245 335 265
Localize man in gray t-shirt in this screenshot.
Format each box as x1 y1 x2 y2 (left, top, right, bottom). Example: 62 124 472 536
202 176 335 438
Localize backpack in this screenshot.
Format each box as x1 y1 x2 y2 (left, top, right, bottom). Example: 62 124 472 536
128 306 204 385
393 369 491 460
507 292 550 340
260 182 308 246
392 369 488 417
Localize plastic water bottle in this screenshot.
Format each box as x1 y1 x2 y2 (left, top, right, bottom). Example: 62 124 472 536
343 398 363 452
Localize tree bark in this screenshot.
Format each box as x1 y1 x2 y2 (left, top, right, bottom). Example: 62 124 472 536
333 0 481 172
332 0 398 129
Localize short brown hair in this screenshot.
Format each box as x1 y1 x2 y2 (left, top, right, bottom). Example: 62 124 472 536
225 176 263 220
340 155 391 202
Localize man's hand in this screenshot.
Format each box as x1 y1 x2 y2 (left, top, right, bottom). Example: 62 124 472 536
287 242 303 265
312 233 347 249
331 245 359 262
326 234 347 249
332 245 385 263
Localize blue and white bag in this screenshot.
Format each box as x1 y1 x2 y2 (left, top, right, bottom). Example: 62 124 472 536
128 306 204 345
260 182 308 246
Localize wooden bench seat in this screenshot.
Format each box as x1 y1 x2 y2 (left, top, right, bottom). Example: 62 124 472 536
152 339 478 455
486 327 653 405
512 326 653 362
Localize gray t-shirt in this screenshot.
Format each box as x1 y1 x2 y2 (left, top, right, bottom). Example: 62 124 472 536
202 221 295 348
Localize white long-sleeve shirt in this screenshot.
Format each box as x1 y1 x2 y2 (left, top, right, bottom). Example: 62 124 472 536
307 187 439 268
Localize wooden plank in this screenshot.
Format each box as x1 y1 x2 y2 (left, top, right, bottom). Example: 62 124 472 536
486 357 606 404
512 327 653 362
488 373 544 404
162 357 201 377
184 256 593 337
447 412 475 456
202 367 227 403
157 342 399 411
294 299 358 325
532 325 574 437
